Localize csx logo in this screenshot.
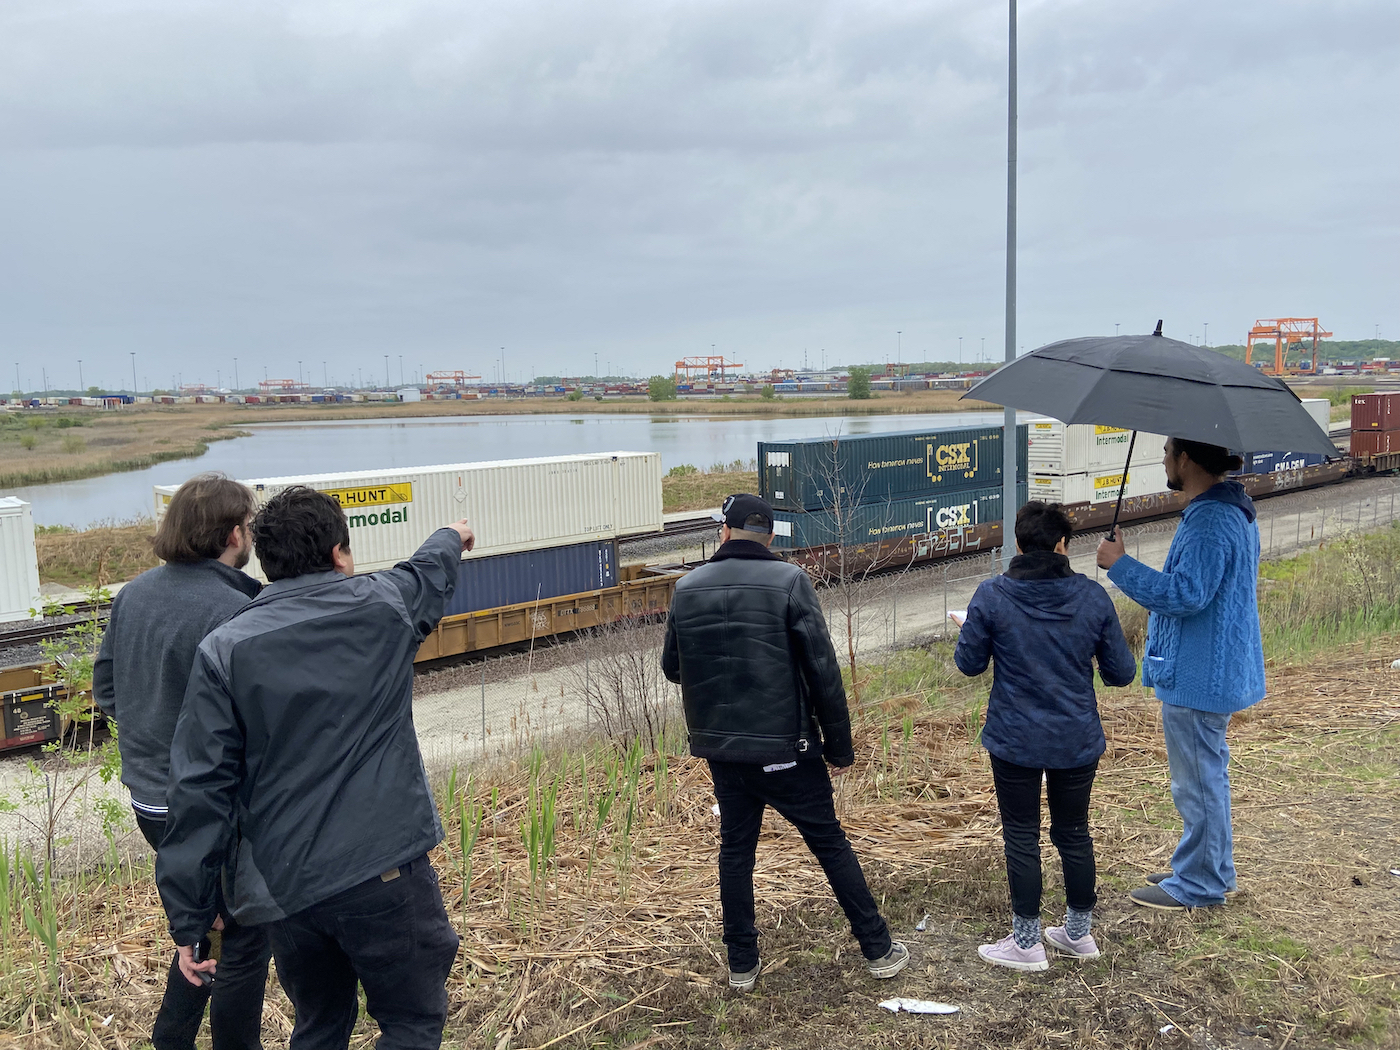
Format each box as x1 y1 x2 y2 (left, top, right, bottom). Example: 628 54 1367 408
934 503 974 528
928 441 975 480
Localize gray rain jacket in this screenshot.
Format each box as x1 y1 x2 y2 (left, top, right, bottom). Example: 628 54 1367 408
155 529 461 945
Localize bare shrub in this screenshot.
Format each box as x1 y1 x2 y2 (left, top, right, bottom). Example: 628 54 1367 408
561 620 679 751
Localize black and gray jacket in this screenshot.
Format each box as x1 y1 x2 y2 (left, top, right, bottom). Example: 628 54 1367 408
156 529 461 945
661 539 853 766
93 559 262 817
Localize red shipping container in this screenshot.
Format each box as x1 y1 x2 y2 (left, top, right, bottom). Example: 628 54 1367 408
1350 391 1400 430
1351 429 1400 456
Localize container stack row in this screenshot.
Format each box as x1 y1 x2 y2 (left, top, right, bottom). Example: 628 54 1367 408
155 452 665 609
1351 392 1400 456
1025 420 1169 504
757 425 1029 550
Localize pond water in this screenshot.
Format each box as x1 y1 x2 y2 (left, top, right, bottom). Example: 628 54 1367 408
6 410 1024 528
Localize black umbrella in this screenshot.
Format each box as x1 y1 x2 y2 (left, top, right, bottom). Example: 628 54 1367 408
962 322 1337 529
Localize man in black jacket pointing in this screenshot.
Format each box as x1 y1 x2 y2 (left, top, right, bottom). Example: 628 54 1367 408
157 486 475 1050
662 494 908 992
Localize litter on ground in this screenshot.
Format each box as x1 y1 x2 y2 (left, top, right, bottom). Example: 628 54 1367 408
878 998 959 1015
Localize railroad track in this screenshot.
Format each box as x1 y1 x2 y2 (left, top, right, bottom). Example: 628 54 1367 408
0 613 108 652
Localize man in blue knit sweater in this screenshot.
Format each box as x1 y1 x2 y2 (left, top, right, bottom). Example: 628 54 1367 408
1097 437 1265 910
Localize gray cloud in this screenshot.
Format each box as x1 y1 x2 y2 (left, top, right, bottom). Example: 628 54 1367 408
1 0 1395 390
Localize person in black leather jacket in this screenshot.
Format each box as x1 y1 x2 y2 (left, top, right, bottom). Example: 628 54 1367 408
662 494 909 991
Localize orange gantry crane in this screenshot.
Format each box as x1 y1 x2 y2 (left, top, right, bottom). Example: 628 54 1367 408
674 356 743 382
1246 318 1332 375
425 370 483 388
258 379 308 394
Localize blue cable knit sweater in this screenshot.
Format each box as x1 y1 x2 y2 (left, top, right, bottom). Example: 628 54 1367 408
1106 481 1266 713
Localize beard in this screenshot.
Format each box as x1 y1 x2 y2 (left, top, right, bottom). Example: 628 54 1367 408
1166 474 1184 492
234 544 252 570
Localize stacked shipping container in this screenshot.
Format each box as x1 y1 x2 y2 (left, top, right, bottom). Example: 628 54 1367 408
1025 420 1169 502
1351 392 1400 456
154 453 663 610
758 425 1028 549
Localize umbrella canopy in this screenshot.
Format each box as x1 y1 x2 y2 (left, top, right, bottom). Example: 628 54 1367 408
962 329 1337 457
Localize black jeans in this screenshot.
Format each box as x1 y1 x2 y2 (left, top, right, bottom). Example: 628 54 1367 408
988 754 1099 919
136 812 272 1050
269 855 459 1050
709 758 891 972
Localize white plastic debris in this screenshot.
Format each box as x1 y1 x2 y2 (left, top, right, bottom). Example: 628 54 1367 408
879 998 959 1015
100 1016 114 1027
1159 1024 1175 1034
711 803 721 816
915 913 929 932
1392 659 1400 670
1389 869 1400 877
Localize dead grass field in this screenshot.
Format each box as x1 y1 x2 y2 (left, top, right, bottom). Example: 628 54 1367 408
0 390 990 489
8 636 1399 1050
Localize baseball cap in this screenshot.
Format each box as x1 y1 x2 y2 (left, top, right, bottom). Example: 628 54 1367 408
712 493 775 534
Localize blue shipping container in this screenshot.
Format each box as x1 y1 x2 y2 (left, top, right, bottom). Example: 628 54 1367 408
772 484 1028 550
443 540 618 617
759 424 1028 512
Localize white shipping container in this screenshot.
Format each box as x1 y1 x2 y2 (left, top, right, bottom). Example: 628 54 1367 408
1026 419 1167 475
155 451 663 580
1027 462 1170 506
1300 398 1330 432
0 498 41 623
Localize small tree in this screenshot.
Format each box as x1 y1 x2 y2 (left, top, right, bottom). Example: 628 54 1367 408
648 375 678 401
760 384 776 401
86 386 103 397
847 367 872 400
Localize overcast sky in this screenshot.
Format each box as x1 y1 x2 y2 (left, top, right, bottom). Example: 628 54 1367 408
2 0 1396 391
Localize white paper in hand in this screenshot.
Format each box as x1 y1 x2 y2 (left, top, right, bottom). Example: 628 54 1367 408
947 610 968 627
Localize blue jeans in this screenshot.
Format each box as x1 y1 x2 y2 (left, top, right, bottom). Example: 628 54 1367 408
709 758 891 972
1158 703 1237 907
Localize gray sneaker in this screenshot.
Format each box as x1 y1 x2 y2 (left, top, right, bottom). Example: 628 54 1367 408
1044 925 1101 960
867 941 911 979
1147 872 1239 898
728 960 760 992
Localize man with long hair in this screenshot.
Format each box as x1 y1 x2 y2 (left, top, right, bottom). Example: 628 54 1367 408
94 473 270 1050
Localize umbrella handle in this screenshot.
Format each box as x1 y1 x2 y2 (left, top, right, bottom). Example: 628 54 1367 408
1109 430 1138 541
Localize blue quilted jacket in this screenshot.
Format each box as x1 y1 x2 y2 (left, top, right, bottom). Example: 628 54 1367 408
1107 481 1266 713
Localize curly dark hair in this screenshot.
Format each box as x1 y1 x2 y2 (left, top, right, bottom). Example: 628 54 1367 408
1015 500 1074 553
251 486 350 581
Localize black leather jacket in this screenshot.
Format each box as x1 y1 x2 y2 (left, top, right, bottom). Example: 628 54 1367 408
662 540 854 766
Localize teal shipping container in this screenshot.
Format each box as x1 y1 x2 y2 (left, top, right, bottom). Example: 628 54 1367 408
759 424 1028 512
771 483 1029 550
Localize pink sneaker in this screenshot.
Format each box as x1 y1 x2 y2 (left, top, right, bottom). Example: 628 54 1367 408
1043 926 1101 960
977 933 1049 972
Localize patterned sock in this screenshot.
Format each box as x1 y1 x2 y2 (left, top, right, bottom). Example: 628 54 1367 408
1065 906 1093 941
1012 913 1041 950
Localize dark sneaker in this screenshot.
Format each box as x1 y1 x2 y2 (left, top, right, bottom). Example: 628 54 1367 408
867 941 911 979
1147 872 1239 897
1129 884 1190 911
729 960 760 992
1044 925 1101 960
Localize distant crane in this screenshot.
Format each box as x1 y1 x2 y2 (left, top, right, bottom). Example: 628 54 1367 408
674 355 743 382
425 370 483 389
259 378 309 394
1247 318 1332 375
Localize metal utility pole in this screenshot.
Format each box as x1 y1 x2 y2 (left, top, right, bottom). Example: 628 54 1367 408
234 358 239 391
78 359 83 390
1001 0 1018 572
383 355 389 388
1203 322 1209 347
399 355 404 386
14 362 20 395
131 352 138 395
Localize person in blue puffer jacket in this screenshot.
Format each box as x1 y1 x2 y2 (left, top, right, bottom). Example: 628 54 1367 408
1097 437 1264 912
956 501 1137 972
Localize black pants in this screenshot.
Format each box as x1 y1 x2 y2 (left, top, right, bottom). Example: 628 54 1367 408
136 812 272 1050
709 758 891 972
988 754 1099 919
269 855 459 1050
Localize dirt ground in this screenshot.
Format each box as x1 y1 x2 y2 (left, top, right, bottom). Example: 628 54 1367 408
16 635 1397 1050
